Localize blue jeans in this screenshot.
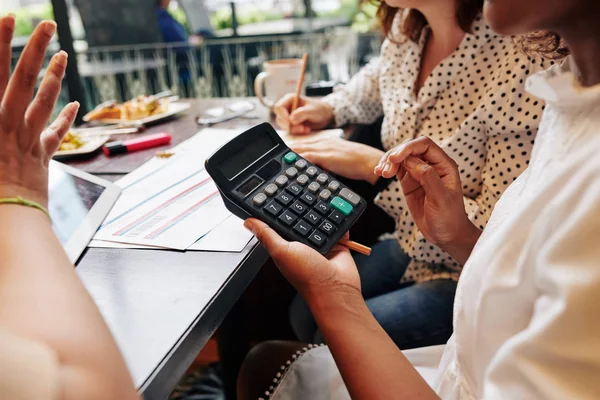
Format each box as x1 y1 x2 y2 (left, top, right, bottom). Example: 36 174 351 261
289 240 457 349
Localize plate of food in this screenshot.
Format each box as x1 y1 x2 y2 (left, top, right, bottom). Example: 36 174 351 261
53 132 110 161
83 94 190 125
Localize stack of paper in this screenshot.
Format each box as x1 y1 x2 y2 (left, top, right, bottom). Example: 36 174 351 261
90 127 344 253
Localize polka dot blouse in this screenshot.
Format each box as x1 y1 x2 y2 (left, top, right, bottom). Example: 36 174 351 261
323 14 551 284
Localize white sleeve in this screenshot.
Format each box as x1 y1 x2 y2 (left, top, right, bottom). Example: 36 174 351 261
482 171 600 399
322 57 384 127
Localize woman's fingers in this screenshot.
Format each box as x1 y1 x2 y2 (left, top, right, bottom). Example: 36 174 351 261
402 156 448 200
25 51 68 137
0 14 16 101
244 218 290 261
1 21 56 131
41 101 79 159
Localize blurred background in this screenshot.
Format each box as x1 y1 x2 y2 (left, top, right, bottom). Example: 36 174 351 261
2 0 383 119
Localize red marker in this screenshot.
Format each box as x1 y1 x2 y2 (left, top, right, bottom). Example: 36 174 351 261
103 133 172 156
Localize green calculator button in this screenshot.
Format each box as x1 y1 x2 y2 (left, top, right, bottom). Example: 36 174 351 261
330 196 353 216
284 152 297 164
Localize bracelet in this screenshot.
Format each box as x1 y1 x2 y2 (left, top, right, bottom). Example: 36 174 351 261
0 197 51 221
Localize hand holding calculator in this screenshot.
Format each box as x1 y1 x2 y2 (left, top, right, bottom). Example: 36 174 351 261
206 123 366 254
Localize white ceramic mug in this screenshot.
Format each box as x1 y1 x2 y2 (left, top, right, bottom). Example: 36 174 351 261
254 59 305 109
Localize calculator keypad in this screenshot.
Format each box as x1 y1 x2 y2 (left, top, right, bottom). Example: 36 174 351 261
246 153 363 251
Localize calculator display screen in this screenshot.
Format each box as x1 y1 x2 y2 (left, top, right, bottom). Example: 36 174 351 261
221 133 277 180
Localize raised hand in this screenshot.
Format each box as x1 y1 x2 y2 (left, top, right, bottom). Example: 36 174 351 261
374 136 481 264
0 16 79 209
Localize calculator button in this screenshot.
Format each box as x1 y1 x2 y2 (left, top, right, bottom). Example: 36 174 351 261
264 201 283 217
278 210 298 227
330 196 353 216
252 193 267 207
295 159 308 170
305 210 321 225
286 183 302 196
319 189 332 201
276 192 293 206
339 188 361 206
293 221 311 237
300 192 317 206
284 152 297 164
285 167 299 179
327 180 341 192
264 184 278 197
319 220 336 236
308 182 320 193
306 166 319 177
329 210 345 224
315 201 331 215
308 231 326 248
291 201 307 215
296 174 309 186
275 175 289 187
316 173 329 185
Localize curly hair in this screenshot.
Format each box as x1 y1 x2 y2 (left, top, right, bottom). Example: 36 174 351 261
514 31 570 60
371 0 484 42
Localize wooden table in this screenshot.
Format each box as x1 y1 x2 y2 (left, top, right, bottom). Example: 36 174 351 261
72 98 271 399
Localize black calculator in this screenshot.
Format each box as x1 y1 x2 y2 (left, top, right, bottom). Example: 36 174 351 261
205 123 366 254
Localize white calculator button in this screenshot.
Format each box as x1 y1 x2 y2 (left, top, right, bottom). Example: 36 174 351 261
319 189 332 201
339 188 360 206
252 193 267 206
275 175 289 187
308 182 320 193
285 167 299 178
296 174 309 186
316 173 329 184
295 159 308 170
306 166 318 177
264 184 278 197
327 181 340 192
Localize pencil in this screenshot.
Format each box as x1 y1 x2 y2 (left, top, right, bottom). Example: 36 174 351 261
338 238 372 256
290 53 309 114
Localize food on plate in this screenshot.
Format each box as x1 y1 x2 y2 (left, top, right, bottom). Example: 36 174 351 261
59 132 86 151
84 95 168 122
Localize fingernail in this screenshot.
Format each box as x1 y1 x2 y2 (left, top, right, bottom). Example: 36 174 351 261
44 21 57 37
55 51 68 67
243 219 254 233
383 162 391 173
6 12 16 21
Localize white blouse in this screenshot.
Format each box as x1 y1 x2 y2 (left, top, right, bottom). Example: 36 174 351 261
271 57 600 400
324 14 551 283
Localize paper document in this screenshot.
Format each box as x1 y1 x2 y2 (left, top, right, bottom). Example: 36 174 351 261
278 128 344 145
94 154 230 249
189 216 254 252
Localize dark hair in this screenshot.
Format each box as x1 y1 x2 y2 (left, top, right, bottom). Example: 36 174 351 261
514 31 570 60
371 0 484 42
